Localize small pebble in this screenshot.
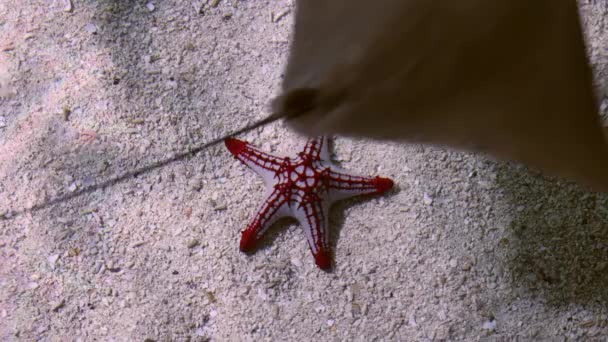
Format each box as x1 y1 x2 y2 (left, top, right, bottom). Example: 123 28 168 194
128 118 145 125
423 193 433 206
345 288 354 302
187 239 200 249
131 241 146 248
0 116 6 128
146 2 155 12
93 262 103 274
52 299 65 312
68 247 80 257
408 313 417 327
271 304 280 318
209 199 227 211
482 319 497 331
63 0 73 12
84 23 98 35
68 183 78 192
48 254 60 266
79 207 97 216
273 9 291 23
290 257 302 268
165 80 178 89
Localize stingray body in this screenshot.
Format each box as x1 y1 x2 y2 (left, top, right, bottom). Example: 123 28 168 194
5 1 608 219
274 0 608 191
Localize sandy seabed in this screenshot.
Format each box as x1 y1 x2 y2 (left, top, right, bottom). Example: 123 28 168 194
1 1 608 341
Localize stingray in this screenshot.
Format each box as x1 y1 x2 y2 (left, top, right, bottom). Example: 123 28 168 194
4 1 606 218
274 0 608 192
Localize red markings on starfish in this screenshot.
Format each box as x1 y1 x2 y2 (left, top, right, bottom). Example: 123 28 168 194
225 137 247 155
225 136 394 270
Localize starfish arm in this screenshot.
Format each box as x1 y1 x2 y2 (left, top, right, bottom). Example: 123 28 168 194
293 198 332 269
300 136 330 162
326 168 394 201
239 187 290 252
225 138 285 177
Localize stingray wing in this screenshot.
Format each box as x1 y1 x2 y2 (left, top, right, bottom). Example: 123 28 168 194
278 0 608 191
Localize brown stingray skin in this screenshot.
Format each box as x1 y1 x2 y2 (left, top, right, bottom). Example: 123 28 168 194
274 0 608 192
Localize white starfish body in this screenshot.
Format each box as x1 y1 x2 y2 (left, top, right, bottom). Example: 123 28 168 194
225 136 394 269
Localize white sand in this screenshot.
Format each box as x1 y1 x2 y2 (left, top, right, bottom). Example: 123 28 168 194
1 1 608 340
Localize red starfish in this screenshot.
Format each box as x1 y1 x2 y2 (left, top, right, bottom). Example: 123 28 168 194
224 136 394 270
